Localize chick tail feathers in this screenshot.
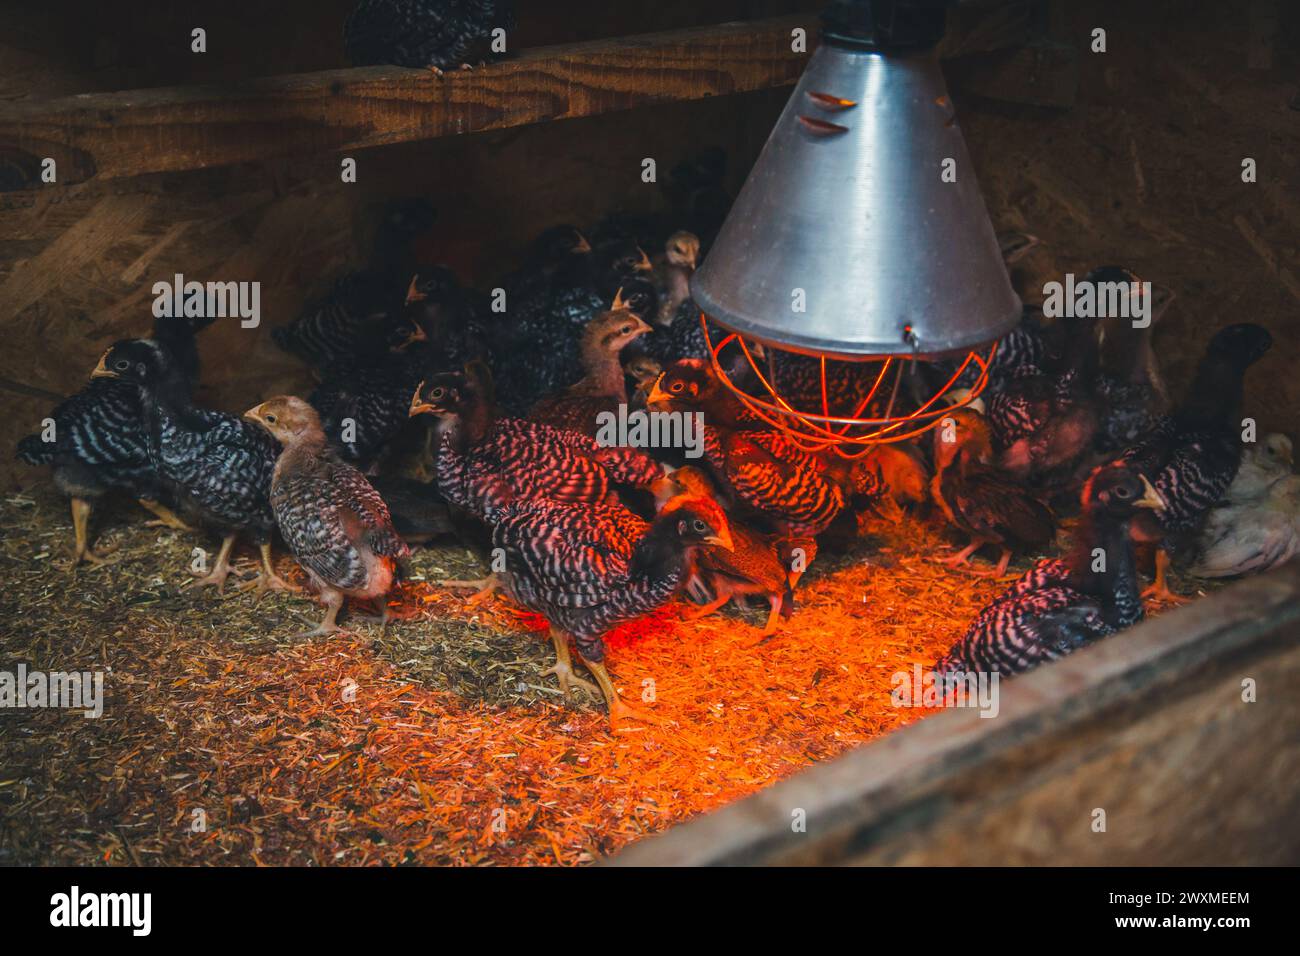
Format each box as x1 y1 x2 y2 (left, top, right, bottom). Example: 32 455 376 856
16 433 53 465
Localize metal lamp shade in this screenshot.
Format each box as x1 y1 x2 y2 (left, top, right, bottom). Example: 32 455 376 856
691 41 1020 360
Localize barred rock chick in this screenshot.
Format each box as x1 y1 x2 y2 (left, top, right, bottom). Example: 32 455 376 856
16 315 212 567
93 341 285 594
651 466 794 636
1122 322 1273 602
493 494 732 727
245 397 409 636
308 313 428 468
932 407 1055 577
410 368 665 520
272 199 436 371
933 462 1166 679
528 306 652 437
652 231 699 327
647 362 881 539
345 0 516 74
493 236 652 413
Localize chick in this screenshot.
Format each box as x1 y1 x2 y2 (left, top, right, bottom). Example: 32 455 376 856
92 340 286 594
344 0 515 74
272 199 436 371
652 230 700 327
493 494 732 727
245 397 410 636
862 442 930 518
651 466 794 637
16 315 212 567
932 407 1056 577
527 305 653 436
624 354 663 410
1227 432 1293 504
308 313 429 468
933 462 1166 679
1122 322 1273 602
1190 475 1300 578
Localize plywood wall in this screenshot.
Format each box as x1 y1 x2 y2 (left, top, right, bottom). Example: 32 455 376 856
2 0 1297 493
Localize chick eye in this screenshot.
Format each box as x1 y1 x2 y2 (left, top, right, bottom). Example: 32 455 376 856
692 519 707 532
1114 484 1133 499
114 360 130 371
431 387 445 399
620 325 633 335
670 381 684 393
265 414 277 424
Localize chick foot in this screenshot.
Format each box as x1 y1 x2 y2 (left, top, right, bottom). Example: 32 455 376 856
182 534 237 594
442 572 500 606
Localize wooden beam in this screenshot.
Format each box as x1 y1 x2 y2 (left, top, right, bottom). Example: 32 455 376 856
610 561 1300 866
0 17 817 189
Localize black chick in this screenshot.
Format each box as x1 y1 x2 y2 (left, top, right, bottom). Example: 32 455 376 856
1121 322 1273 602
933 461 1166 679
272 199 436 371
931 407 1055 577
344 0 516 73
369 475 454 545
92 341 285 593
493 493 732 727
246 397 409 636
308 313 428 469
16 315 213 566
1094 277 1175 453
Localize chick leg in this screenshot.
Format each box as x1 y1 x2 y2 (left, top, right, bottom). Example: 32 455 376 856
1142 548 1188 604
938 540 982 569
238 542 302 595
137 498 193 531
682 592 731 622
70 497 110 568
578 654 667 729
542 627 599 699
441 572 500 606
970 548 1014 578
292 588 344 639
183 534 237 593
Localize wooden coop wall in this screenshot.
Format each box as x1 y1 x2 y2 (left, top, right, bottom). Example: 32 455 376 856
1 0 1297 499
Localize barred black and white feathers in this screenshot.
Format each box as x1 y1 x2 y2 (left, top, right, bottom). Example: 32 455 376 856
410 369 663 522
492 495 731 662
933 462 1165 678
17 315 215 503
345 0 516 71
95 340 278 538
1122 323 1273 538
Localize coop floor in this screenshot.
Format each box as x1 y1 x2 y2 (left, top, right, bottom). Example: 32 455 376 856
0 489 1200 866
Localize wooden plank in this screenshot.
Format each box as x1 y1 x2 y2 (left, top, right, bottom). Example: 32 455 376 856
610 561 1300 866
0 17 817 189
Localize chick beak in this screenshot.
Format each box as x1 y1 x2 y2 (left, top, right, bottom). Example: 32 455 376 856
242 402 267 426
645 373 671 408
704 525 734 552
573 234 592 254
1136 474 1167 512
630 317 653 339
404 324 428 349
686 250 698 271
636 248 652 272
409 383 436 417
405 274 427 306
89 350 116 379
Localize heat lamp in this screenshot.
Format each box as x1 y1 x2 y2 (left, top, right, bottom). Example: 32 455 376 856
691 0 1020 456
